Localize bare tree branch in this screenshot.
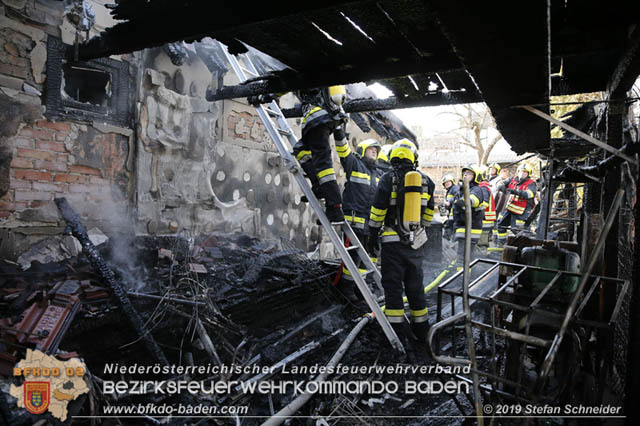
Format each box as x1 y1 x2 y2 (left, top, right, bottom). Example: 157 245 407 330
481 134 503 165
458 140 477 149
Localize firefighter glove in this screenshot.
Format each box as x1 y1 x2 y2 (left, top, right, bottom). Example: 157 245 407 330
333 126 346 141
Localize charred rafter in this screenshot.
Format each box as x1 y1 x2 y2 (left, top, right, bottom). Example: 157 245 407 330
278 91 481 117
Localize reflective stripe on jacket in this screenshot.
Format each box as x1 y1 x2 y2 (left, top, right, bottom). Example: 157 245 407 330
334 135 383 219
452 183 485 240
505 178 536 215
478 181 496 228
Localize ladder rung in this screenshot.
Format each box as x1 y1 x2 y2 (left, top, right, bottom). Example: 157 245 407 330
264 107 281 116
345 245 360 251
239 65 258 77
277 128 292 136
361 269 374 276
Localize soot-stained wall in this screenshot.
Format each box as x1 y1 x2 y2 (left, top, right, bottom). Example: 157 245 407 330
0 0 401 260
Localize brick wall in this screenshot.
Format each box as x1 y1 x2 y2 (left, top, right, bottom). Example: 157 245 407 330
421 165 461 206
1 119 125 222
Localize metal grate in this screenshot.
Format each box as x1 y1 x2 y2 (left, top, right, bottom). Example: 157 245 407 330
430 258 630 407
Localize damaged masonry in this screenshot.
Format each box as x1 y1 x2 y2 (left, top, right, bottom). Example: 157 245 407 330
1 0 640 425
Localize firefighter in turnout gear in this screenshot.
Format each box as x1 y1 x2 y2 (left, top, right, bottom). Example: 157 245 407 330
496 163 537 246
489 163 502 196
366 139 435 346
292 86 349 222
441 174 459 240
333 137 383 301
477 167 496 251
452 164 485 267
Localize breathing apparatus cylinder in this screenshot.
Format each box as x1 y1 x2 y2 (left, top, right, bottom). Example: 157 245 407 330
402 171 422 233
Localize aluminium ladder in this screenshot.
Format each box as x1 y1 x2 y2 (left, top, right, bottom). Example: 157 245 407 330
218 42 404 353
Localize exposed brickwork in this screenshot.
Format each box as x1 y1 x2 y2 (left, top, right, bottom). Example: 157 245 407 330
227 109 268 143
0 119 128 221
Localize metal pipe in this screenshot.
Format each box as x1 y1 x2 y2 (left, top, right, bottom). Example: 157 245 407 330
543 156 555 240
261 315 373 426
462 180 483 425
196 318 223 368
536 189 625 391
469 320 551 347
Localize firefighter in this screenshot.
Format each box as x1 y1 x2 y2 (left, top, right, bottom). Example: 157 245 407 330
489 162 503 196
451 164 485 268
292 86 349 222
477 167 496 251
440 174 459 240
376 144 394 173
333 136 383 301
488 163 500 181
366 139 435 346
496 163 537 246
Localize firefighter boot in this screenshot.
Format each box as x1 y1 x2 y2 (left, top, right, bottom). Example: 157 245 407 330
411 320 433 363
324 204 345 223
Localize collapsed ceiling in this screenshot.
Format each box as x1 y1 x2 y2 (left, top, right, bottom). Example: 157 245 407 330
78 0 640 154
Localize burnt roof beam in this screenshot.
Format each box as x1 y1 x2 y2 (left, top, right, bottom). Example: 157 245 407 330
425 0 551 154
78 1 367 60
279 91 482 117
206 64 467 101
606 26 640 97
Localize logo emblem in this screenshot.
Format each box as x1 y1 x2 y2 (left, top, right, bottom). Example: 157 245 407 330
24 382 50 414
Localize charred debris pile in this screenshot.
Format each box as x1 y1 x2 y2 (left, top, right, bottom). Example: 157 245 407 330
0 200 460 425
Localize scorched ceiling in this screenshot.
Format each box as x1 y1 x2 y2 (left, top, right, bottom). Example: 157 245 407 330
78 0 640 154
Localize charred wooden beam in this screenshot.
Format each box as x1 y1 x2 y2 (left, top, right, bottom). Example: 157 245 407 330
278 91 481 116
54 198 169 366
77 1 359 60
606 27 640 97
206 64 470 103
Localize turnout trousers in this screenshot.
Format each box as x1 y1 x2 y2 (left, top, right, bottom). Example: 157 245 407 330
381 242 429 340
496 210 528 245
293 123 342 206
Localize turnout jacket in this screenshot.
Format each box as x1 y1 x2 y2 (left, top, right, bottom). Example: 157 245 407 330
369 169 435 244
299 89 346 136
334 136 384 229
452 182 485 241
478 181 496 229
445 183 461 217
504 177 537 216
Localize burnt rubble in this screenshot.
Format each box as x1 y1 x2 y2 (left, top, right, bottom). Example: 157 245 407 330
0 192 633 425
1 199 469 425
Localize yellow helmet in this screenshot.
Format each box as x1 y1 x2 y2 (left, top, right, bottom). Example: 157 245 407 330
441 173 455 187
517 163 533 176
390 139 418 165
328 85 346 107
479 165 489 181
356 139 382 158
490 163 501 174
461 163 483 184
377 144 393 164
